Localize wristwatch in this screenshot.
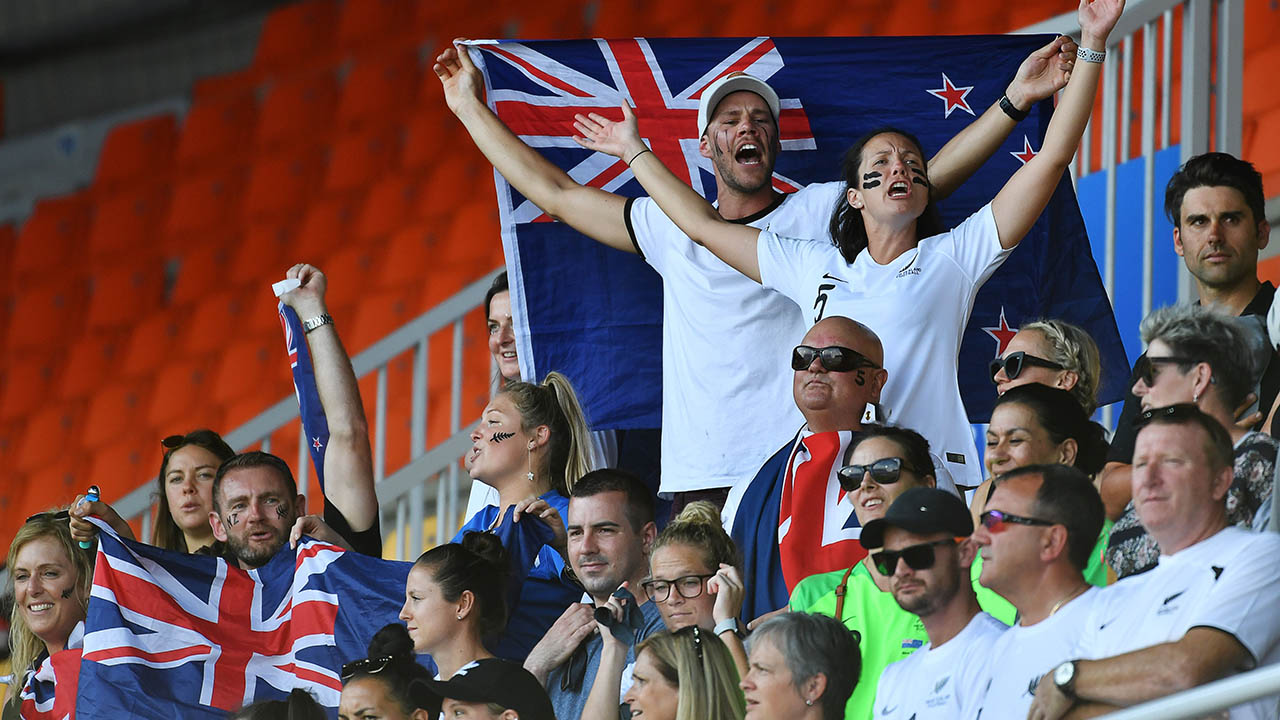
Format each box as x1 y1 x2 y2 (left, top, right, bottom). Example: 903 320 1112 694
998 94 1029 122
713 617 742 638
1053 660 1079 701
302 313 334 334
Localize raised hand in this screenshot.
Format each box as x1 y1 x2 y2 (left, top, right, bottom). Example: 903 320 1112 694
288 514 353 551
280 263 328 319
68 494 135 545
572 103 648 163
1079 0 1126 49
513 495 567 556
433 38 486 115
1006 36 1078 109
708 563 745 625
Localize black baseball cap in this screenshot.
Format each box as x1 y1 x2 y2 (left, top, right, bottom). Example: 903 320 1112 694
412 658 554 720
860 487 973 550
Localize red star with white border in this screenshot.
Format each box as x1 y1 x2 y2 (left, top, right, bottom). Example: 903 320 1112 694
926 73 975 118
1011 135 1038 165
981 307 1019 357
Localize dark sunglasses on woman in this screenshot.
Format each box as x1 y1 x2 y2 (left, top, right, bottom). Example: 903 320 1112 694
988 351 1064 383
791 345 879 373
836 457 919 490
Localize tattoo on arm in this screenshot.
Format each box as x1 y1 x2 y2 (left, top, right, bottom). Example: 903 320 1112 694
490 431 515 444
861 172 882 189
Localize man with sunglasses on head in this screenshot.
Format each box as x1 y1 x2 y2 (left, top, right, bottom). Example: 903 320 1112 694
1098 152 1277 524
968 463 1105 720
864 487 1007 720
1028 405 1280 720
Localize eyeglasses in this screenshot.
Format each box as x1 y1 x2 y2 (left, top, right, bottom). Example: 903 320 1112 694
837 457 918 490
1133 355 1196 388
978 509 1055 533
642 574 715 603
988 351 1064 383
676 624 704 661
340 655 396 681
791 345 880 373
25 509 71 524
871 538 955 576
1132 402 1203 429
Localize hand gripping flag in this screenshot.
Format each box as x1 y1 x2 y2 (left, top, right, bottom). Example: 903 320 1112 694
471 35 1128 428
277 301 330 491
76 519 410 719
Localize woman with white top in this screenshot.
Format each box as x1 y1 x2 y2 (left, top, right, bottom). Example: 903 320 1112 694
572 0 1124 490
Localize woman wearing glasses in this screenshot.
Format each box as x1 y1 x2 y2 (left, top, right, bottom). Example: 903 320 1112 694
3 512 94 720
1107 303 1278 578
338 623 437 720
989 319 1103 415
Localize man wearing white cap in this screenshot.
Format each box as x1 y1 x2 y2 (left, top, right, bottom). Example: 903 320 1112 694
433 37 1075 519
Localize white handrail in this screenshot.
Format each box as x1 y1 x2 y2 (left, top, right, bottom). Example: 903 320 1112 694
1101 662 1280 719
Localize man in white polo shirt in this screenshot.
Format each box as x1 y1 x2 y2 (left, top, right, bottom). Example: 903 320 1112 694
1030 404 1280 720
433 36 1079 512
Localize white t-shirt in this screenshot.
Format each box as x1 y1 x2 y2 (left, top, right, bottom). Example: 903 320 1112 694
1079 527 1280 720
626 182 845 494
972 586 1101 719
756 203 1010 490
874 612 1008 720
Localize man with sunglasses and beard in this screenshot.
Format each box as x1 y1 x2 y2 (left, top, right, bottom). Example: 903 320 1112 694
1028 406 1280 720
968 463 1105 720
863 488 1007 720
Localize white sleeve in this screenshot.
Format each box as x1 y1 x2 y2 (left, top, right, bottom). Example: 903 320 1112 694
625 196 685 274
756 229 831 312
1193 533 1280 664
933 203 1012 289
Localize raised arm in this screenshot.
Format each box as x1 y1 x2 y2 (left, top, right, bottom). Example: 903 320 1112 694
280 264 378 533
574 104 765 283
434 40 635 254
928 36 1077 199
991 0 1125 250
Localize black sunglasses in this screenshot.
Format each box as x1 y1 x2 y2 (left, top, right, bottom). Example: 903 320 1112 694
791 345 879 373
989 351 1064 383
1133 355 1197 388
978 509 1055 532
25 509 71 524
872 538 955 576
1132 402 1203 429
837 457 918 490
162 429 225 451
340 655 396 681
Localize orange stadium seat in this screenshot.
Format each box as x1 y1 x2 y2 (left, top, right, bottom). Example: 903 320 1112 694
0 352 61 421
244 145 327 220
18 455 88 520
415 154 483 221
346 283 421 352
58 331 126 399
354 173 420 241
252 0 340 75
336 0 420 52
87 183 171 261
336 49 421 131
16 401 83 473
121 310 183 376
176 90 258 170
13 194 90 286
84 433 156 509
325 124 401 193
93 114 178 190
82 377 156 450
231 218 297 285
295 191 363 260
210 336 287 407
317 244 378 313
255 67 340 150
376 223 433 287
163 165 247 238
145 357 216 428
399 112 453 172
4 276 88 351
169 241 238 306
180 291 250 355
85 256 167 331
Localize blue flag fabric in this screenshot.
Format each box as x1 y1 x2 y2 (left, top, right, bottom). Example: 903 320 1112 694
277 302 330 490
474 35 1127 428
77 519 410 719
732 437 795 625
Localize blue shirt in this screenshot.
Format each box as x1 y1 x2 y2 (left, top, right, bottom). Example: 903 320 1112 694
453 490 579 661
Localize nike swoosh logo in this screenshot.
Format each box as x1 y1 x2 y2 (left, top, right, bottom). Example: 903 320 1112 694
881 706 897 716
821 273 848 283
1162 590 1184 606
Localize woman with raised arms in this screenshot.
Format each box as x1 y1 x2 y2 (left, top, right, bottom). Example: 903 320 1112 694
573 0 1124 489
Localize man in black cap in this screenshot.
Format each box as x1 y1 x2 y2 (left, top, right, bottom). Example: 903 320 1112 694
416 658 555 720
863 487 1008 720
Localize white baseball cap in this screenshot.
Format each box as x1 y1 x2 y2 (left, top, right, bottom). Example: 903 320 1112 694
696 72 780 136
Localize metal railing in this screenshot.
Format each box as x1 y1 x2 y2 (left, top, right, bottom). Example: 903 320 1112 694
114 268 502 560
1102 663 1280 719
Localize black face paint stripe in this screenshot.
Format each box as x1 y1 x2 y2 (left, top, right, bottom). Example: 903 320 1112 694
911 177 929 187
276 505 289 519
227 513 241 527
490 431 515 444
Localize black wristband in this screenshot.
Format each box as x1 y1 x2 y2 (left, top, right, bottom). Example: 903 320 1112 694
999 94 1029 122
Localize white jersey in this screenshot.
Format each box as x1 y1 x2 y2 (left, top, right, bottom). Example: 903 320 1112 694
972 586 1101 719
874 612 1008 720
626 182 844 496
757 203 1010 490
1080 527 1280 720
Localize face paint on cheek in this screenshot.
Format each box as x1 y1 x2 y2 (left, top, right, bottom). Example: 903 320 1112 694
490 431 515 444
854 369 867 386
861 172 882 189
909 165 929 188
227 513 241 528
276 504 289 520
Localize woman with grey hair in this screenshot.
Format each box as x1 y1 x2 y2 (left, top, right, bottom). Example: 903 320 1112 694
739 612 860 720
1106 303 1278 578
990 318 1103 415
